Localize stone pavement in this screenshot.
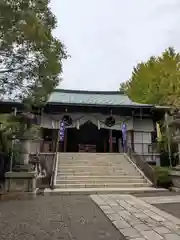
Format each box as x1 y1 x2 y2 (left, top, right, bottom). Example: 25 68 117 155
91 194 180 240
133 191 180 198
139 195 180 204
134 192 180 220
0 195 125 240
153 203 180 222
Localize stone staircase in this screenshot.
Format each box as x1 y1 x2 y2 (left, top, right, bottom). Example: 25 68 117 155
53 153 153 192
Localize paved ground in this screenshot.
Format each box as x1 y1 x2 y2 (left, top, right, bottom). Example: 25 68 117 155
133 191 180 198
138 195 180 204
91 194 180 240
133 191 180 219
0 195 125 240
154 203 180 221
1 193 180 240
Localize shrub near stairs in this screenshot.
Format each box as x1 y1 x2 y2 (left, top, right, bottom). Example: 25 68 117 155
154 166 172 189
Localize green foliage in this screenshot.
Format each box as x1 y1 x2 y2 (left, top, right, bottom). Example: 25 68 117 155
120 47 180 107
0 0 68 107
154 166 172 188
0 112 41 142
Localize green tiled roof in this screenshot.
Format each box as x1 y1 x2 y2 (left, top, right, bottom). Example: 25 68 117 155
48 89 152 107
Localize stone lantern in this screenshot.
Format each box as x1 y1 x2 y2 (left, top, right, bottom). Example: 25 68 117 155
4 112 41 194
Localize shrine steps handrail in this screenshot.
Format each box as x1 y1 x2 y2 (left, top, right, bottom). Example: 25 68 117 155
50 153 57 189
127 147 158 187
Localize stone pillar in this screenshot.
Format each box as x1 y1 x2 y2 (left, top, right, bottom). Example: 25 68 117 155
21 139 30 164
13 138 32 172
14 138 41 171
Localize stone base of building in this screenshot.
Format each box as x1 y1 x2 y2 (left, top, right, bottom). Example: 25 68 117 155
170 166 180 190
5 171 37 193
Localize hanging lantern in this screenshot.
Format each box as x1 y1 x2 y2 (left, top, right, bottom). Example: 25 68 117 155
105 116 115 127
62 115 72 126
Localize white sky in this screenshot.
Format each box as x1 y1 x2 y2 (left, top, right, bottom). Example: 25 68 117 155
49 0 180 91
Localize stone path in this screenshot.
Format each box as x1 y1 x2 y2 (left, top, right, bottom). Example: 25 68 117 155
133 191 180 198
139 195 180 204
153 203 180 222
0 195 125 240
91 194 180 240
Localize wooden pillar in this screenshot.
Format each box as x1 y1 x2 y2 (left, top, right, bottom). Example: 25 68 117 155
64 128 67 152
54 129 59 153
104 139 106 152
130 130 134 151
52 129 56 152
109 129 113 153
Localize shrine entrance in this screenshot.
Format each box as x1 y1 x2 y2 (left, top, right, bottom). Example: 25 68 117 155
41 123 124 153
67 121 108 152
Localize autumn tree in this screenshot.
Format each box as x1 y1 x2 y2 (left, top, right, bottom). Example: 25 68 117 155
120 47 180 108
0 0 67 107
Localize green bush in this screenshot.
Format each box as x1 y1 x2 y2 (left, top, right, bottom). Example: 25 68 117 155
154 166 172 188
160 151 178 167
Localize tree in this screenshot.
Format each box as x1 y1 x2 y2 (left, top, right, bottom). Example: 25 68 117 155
120 47 180 108
0 0 67 107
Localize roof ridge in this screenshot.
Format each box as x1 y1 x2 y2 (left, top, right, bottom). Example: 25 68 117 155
54 88 125 95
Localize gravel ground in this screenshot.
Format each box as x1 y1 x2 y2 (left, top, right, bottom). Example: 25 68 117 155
153 202 180 220
0 195 125 240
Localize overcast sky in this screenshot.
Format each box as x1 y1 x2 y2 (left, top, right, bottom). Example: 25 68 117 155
50 0 180 91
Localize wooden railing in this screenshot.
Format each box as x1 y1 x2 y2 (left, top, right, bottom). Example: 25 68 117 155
127 147 158 187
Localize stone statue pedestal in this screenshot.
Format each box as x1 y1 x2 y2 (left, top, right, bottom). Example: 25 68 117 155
5 171 37 193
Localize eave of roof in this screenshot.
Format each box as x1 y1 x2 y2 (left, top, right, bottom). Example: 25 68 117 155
46 101 153 108
0 89 172 111
47 89 153 108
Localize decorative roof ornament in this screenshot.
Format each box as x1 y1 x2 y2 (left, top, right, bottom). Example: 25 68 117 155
105 116 115 127
62 115 72 126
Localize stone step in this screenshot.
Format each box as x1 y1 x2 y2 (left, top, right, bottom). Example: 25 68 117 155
58 160 129 164
54 182 150 189
58 158 126 161
59 156 127 159
54 153 148 192
58 160 130 164
44 187 167 196
58 155 127 158
58 168 138 173
58 154 125 156
56 178 146 184
57 167 128 171
58 166 137 171
58 160 132 164
57 171 138 176
56 175 143 180
58 167 137 172
57 171 139 176
58 159 130 164
58 154 126 158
